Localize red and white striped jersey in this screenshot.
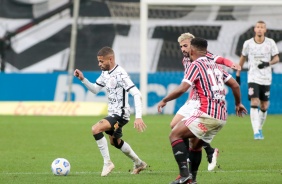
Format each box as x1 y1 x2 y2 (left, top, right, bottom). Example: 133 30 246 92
182 56 232 120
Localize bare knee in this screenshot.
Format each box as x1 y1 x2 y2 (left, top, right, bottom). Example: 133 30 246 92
170 122 175 129
170 115 184 129
91 119 111 135
91 124 102 135
260 101 269 111
250 98 260 107
169 132 176 143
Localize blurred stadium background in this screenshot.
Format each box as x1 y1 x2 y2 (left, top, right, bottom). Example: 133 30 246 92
0 0 282 115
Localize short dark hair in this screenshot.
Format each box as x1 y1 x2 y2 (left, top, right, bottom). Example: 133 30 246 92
257 20 266 25
97 46 114 57
190 37 208 51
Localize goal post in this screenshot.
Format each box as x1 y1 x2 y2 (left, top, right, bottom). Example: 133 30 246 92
140 0 282 114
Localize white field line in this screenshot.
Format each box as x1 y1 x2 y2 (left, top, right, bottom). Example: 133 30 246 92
1 170 281 175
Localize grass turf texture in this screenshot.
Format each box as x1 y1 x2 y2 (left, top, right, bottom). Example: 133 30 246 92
0 115 281 184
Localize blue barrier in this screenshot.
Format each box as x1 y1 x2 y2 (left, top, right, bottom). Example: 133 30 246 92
0 72 281 114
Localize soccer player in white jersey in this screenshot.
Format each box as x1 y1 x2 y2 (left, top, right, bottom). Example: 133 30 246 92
169 32 241 184
158 38 247 184
236 20 280 140
74 47 147 176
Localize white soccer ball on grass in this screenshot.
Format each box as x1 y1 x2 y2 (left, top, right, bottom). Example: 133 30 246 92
51 158 71 176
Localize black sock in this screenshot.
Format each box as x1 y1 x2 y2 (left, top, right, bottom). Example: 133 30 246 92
183 138 189 155
189 149 202 181
171 139 189 177
202 142 214 156
93 132 104 140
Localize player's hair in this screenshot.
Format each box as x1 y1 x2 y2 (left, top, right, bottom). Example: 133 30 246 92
190 37 208 51
177 32 195 43
256 20 266 25
97 46 114 57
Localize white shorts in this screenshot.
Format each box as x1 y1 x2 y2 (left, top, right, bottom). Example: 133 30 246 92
182 109 226 143
176 100 200 117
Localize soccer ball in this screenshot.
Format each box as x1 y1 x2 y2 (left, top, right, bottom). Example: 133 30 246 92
51 158 71 176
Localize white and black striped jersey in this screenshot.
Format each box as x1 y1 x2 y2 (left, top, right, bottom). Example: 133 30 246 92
242 37 279 85
95 65 135 120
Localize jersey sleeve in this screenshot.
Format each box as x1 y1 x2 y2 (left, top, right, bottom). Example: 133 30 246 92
222 68 232 83
206 52 233 67
118 72 135 91
241 40 249 56
95 73 105 87
215 56 233 67
270 39 279 56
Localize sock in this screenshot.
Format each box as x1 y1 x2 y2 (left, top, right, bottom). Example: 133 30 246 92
189 148 202 181
250 106 259 134
183 138 190 161
120 141 141 165
259 109 267 130
94 133 110 164
171 139 189 177
202 142 214 156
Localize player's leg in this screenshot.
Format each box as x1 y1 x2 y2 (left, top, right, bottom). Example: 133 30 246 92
258 102 268 139
189 138 203 183
92 117 114 176
108 117 147 174
189 112 226 175
202 142 219 171
171 102 195 157
171 113 191 164
248 83 261 139
172 103 193 181
169 120 195 183
170 113 185 129
258 84 270 139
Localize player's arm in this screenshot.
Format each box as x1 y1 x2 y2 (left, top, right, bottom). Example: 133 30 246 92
225 77 247 117
74 69 103 94
270 54 280 65
157 81 191 113
235 55 247 85
129 86 147 132
215 56 241 71
260 40 280 67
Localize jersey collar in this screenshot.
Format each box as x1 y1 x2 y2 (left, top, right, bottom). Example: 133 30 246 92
108 64 118 74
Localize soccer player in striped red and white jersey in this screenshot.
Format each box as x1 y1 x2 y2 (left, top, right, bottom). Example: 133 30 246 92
158 38 247 184
169 33 241 183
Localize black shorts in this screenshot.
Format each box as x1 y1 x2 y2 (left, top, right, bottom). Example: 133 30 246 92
104 114 129 139
248 83 270 101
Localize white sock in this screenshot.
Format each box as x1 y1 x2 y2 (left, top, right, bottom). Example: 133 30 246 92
250 107 259 134
259 110 267 130
96 136 111 164
120 141 141 165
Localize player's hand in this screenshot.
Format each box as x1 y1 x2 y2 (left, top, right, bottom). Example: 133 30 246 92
258 61 270 69
134 118 147 132
74 69 84 81
235 103 247 117
231 63 241 71
235 76 241 85
157 100 167 113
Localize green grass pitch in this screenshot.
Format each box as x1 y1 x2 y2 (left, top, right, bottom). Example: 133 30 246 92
0 115 281 184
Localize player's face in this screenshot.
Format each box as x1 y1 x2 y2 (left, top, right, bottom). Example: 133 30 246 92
179 39 191 57
189 47 194 62
254 23 266 37
97 55 111 71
